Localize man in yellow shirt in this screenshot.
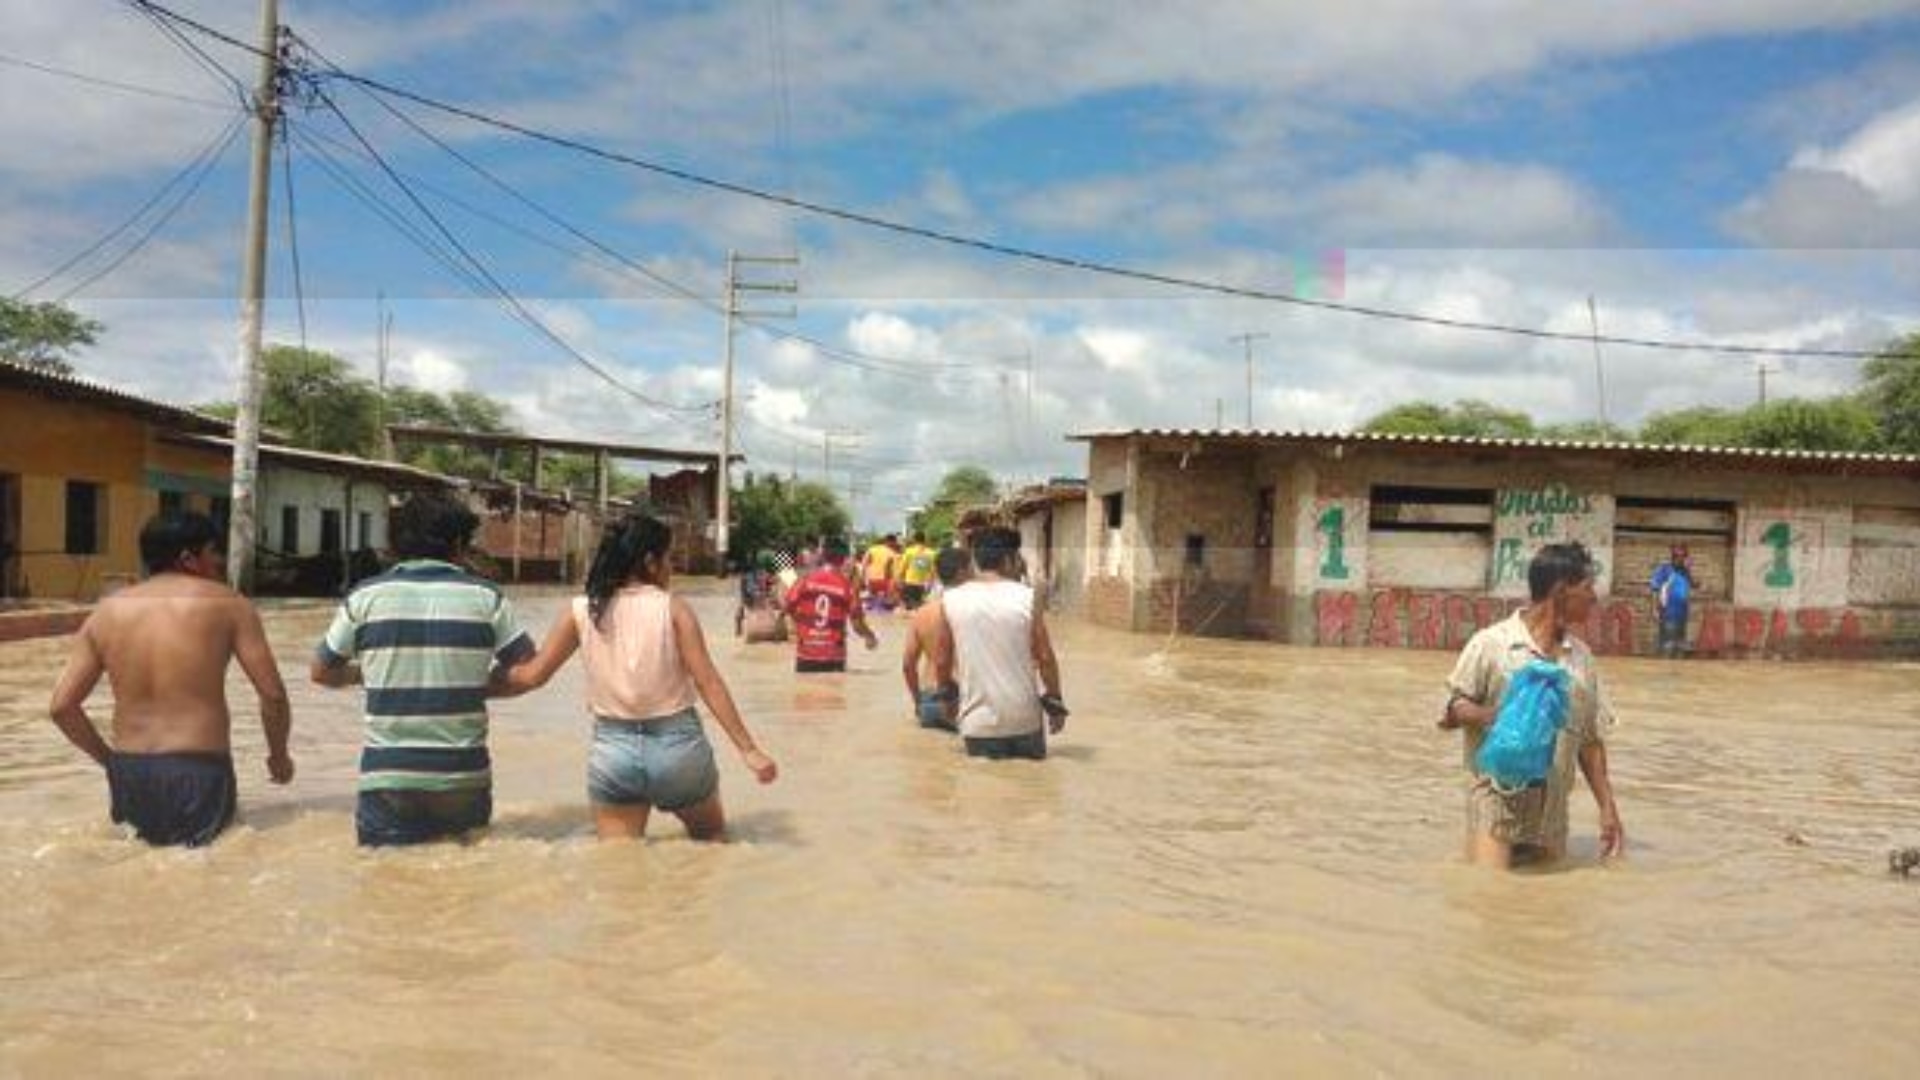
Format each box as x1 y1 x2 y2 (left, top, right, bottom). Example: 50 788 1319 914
864 534 901 610
898 532 938 610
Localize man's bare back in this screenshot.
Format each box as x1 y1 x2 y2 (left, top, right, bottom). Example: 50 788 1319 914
84 575 268 752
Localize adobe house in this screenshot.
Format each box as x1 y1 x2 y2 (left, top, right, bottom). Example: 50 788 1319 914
1071 429 1920 659
0 359 228 600
1008 479 1089 614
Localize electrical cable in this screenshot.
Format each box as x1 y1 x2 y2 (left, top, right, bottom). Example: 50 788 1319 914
0 49 233 109
278 124 309 349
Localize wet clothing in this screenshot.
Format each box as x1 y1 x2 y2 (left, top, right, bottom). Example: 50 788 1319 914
899 544 936 588
796 657 846 674
942 579 1044 740
916 689 957 731
964 731 1047 761
587 710 719 810
571 589 697 723
1652 563 1693 657
106 751 237 848
356 787 492 847
316 559 532 798
787 566 857 668
864 543 900 586
1445 612 1612 849
900 584 928 610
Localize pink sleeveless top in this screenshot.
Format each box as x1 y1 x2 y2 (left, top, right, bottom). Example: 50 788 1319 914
570 586 698 721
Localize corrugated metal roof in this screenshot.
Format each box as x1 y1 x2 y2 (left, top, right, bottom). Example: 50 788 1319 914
163 433 459 489
1067 427 1920 468
0 357 229 432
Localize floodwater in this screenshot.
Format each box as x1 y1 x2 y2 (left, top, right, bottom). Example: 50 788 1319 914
2 585 1919 1077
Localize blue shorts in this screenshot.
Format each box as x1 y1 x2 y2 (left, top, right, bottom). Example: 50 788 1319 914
588 709 719 811
916 690 956 731
356 787 492 848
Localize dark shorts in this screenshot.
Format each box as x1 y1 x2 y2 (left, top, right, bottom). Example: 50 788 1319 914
916 690 957 731
796 657 846 674
107 751 238 848
963 731 1047 761
1657 617 1689 655
901 585 928 609
356 787 493 847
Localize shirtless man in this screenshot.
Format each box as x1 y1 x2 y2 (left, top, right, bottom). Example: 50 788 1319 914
48 511 294 847
901 546 972 730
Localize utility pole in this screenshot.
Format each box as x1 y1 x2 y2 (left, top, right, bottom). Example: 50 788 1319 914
1587 295 1610 433
1757 361 1774 407
718 251 798 569
1229 331 1269 429
226 0 281 594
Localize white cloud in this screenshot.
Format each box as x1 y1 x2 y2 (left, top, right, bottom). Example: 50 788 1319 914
1726 96 1920 245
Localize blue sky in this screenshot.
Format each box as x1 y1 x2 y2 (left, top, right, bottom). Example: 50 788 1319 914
5 0 1920 525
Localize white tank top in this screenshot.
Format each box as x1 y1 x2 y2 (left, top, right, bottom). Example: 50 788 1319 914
570 586 698 721
941 579 1042 738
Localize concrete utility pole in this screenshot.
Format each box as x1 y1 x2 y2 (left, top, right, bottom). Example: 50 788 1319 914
1229 331 1270 429
1587 295 1610 432
718 252 798 567
1757 361 1774 407
226 0 281 594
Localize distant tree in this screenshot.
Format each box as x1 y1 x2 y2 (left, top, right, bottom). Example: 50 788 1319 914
386 383 520 479
200 345 382 455
0 298 102 375
729 473 849 563
909 464 1000 544
1535 420 1634 443
1737 397 1881 452
1361 399 1536 438
1862 332 1920 453
1638 406 1747 447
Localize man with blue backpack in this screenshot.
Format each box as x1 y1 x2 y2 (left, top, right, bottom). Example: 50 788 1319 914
1649 544 1694 658
1438 542 1625 869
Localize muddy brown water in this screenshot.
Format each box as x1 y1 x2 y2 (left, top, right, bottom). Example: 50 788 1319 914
2 585 1918 1076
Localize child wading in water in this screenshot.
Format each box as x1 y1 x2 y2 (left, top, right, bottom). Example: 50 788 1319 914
494 513 777 840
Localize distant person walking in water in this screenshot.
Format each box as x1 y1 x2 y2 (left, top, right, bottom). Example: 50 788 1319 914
1650 544 1694 658
935 527 1066 760
785 536 878 673
901 546 972 731
492 513 776 841
898 533 937 610
48 511 293 847
312 492 534 847
1439 542 1624 869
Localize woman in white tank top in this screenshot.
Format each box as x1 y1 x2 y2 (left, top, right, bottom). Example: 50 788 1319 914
494 513 777 840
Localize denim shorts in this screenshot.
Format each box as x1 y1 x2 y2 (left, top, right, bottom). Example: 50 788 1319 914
916 690 956 731
356 787 492 848
588 708 719 811
963 730 1047 761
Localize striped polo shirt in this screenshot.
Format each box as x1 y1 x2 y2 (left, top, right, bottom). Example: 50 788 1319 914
315 559 534 792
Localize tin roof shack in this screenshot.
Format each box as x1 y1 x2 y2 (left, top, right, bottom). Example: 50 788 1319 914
1008 480 1088 614
0 359 227 600
1071 429 1920 659
390 425 728 579
161 433 456 596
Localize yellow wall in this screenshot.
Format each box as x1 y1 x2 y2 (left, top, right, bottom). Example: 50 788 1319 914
0 388 185 600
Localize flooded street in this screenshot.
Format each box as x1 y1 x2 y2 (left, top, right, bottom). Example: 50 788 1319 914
3 584 1919 1076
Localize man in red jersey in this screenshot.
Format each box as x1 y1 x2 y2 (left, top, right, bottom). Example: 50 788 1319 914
785 536 878 673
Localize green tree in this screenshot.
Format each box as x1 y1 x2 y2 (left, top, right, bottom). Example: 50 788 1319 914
1638 405 1746 447
909 464 1000 544
386 384 520 479
1361 399 1537 438
1536 420 1634 443
1862 332 1920 453
202 345 382 455
0 298 102 374
729 473 849 562
1737 397 1881 452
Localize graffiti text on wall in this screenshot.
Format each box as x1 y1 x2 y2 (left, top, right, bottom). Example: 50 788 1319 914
1493 484 1596 585
1312 589 1883 657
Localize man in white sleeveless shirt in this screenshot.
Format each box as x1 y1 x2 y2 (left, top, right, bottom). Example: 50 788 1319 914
933 526 1066 760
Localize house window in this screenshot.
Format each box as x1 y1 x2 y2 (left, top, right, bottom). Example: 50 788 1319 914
320 509 343 555
64 481 105 555
1102 492 1124 529
210 497 231 535
1184 533 1206 569
1367 485 1494 590
1614 495 1735 602
280 506 300 554
158 490 186 516
357 511 373 549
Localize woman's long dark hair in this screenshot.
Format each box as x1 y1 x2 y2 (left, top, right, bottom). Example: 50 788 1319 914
585 512 674 628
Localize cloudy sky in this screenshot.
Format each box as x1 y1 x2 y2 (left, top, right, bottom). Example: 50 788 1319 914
6 0 1920 527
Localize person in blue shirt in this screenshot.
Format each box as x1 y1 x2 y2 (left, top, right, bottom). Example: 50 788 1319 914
1649 545 1694 658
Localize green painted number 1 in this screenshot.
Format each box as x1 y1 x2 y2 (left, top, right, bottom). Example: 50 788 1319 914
1317 506 1350 580
1761 521 1794 587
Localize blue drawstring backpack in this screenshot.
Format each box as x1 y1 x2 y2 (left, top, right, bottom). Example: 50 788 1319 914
1475 659 1571 794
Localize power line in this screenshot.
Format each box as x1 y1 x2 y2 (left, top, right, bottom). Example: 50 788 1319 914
11 112 244 299
138 0 1895 362
278 125 308 349
305 91 715 422
0 49 234 109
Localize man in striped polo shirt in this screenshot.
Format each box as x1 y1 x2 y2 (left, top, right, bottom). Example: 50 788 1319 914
311 492 534 847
